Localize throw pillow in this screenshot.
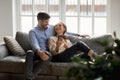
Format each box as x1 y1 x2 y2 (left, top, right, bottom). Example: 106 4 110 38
4 36 26 56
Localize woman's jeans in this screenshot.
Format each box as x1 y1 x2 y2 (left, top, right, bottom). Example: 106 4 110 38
52 41 91 62
25 50 52 79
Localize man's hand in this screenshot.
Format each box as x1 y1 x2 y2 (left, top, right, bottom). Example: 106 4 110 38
36 49 49 61
76 34 90 38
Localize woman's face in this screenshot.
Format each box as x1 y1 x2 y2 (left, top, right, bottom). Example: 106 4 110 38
54 22 65 35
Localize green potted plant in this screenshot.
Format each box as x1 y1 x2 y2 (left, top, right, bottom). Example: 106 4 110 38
65 32 120 80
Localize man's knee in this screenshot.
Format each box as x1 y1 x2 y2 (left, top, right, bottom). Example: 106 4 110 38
26 50 34 56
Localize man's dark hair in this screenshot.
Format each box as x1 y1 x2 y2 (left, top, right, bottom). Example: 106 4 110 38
37 12 50 21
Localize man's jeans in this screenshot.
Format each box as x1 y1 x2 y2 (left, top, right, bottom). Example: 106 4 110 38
25 50 52 79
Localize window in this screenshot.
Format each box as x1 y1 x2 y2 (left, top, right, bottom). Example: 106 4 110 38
18 0 107 36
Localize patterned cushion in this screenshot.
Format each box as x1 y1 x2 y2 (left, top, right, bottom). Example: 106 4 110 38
4 36 26 56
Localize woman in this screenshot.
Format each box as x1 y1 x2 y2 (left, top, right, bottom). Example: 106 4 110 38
48 22 94 62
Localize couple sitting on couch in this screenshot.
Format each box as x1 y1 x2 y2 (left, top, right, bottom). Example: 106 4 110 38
26 12 94 80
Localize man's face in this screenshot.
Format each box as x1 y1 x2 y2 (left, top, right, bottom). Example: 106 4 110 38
38 19 49 29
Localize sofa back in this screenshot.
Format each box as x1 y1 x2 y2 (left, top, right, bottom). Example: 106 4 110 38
69 34 114 54
15 31 32 52
15 31 114 54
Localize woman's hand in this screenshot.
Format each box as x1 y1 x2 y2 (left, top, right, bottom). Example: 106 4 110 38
62 40 69 48
58 38 68 48
56 38 63 46
55 38 68 52
55 38 63 52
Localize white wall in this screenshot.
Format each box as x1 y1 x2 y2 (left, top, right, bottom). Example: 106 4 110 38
0 0 13 42
110 0 120 38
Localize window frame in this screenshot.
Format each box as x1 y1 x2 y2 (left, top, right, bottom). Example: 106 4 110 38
15 0 109 36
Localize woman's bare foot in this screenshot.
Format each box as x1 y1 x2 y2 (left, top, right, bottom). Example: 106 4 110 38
88 50 95 62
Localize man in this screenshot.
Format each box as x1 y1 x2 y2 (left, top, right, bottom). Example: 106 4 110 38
25 12 54 80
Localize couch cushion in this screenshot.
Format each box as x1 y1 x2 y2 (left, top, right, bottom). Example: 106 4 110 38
15 31 32 52
4 36 26 56
0 56 25 73
36 62 83 76
49 62 85 76
0 56 80 76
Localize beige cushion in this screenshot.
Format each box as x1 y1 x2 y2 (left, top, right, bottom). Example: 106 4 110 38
4 36 25 56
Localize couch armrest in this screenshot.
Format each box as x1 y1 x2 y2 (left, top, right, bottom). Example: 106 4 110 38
0 43 9 59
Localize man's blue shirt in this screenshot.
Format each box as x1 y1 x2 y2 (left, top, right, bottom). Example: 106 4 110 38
29 25 77 51
29 25 55 51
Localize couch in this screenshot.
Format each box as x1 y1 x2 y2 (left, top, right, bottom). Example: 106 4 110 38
0 31 114 80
